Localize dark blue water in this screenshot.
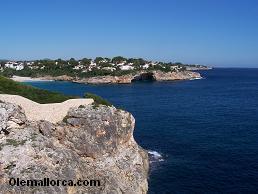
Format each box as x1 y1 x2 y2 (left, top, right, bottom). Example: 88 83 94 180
25 68 258 194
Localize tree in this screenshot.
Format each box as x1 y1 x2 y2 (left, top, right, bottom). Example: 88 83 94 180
104 57 111 62
69 58 78 66
94 57 104 64
81 58 91 65
112 56 126 64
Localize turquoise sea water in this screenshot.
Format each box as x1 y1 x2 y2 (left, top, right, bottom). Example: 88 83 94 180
25 68 258 194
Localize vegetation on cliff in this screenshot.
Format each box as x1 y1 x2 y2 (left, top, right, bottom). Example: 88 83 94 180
84 93 112 107
0 56 209 79
0 76 72 103
0 76 114 106
0 100 149 193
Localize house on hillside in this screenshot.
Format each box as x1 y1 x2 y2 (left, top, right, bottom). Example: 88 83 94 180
4 61 24 70
120 65 134 71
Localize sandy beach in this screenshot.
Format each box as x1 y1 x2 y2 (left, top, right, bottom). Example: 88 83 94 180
11 76 54 82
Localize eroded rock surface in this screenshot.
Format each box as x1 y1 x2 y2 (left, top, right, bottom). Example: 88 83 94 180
75 75 132 84
153 70 201 81
74 70 202 84
39 70 202 84
0 102 149 194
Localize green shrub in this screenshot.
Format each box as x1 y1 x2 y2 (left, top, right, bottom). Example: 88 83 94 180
84 93 112 107
0 76 74 104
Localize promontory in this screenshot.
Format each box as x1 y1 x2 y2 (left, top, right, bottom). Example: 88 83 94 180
0 77 149 193
0 56 211 84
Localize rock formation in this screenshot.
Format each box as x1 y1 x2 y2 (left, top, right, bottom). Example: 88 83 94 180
12 70 202 84
0 94 94 123
152 70 202 81
185 66 212 71
75 75 132 84
73 70 202 84
0 101 149 193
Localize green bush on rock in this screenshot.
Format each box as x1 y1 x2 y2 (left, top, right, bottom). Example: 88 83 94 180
0 76 74 104
84 93 112 107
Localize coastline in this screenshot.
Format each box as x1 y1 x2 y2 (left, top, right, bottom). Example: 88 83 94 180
11 75 54 82
0 94 93 123
11 70 203 84
0 97 149 193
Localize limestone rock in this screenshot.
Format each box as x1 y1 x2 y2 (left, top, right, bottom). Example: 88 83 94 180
153 70 202 81
13 70 203 84
75 75 133 84
0 102 149 194
0 102 26 134
72 70 202 84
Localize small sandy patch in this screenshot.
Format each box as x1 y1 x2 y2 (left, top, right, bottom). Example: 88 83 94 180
11 76 53 82
0 94 93 123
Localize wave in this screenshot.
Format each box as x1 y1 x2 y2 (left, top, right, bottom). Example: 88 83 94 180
190 77 204 80
148 150 164 163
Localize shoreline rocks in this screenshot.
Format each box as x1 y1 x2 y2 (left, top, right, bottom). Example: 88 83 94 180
0 101 149 193
25 70 202 84
76 70 202 84
75 75 133 84
185 66 212 71
11 69 204 84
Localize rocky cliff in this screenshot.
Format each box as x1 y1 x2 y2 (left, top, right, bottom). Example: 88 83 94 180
75 75 132 84
0 101 149 193
74 70 202 84
153 70 202 81
185 66 212 71
30 70 202 84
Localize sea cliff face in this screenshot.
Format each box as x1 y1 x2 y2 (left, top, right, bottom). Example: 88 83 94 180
45 70 202 84
185 66 212 71
152 70 202 81
0 102 149 193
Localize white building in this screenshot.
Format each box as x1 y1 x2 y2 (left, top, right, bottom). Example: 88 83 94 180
90 61 97 67
5 62 24 70
120 65 134 71
116 62 126 66
142 64 150 69
102 67 116 72
73 65 84 70
26 62 34 66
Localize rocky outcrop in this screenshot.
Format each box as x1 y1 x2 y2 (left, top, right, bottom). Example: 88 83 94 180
153 70 202 81
13 70 202 84
39 75 75 81
74 75 132 84
73 70 202 84
0 94 94 123
185 66 212 71
0 101 149 193
52 75 75 81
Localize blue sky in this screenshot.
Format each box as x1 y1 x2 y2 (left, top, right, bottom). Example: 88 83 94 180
0 0 258 67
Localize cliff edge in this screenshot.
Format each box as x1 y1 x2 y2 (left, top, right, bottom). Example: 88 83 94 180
0 100 149 193
74 70 202 84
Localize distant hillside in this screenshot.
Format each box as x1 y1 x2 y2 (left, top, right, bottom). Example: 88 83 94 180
0 76 73 104
0 56 210 78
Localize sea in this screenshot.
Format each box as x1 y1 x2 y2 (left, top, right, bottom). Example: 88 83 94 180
24 68 258 194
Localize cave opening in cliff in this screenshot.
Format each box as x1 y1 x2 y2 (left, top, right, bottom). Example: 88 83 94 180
132 73 156 82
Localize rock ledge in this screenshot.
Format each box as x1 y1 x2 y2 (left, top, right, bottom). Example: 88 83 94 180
0 101 149 194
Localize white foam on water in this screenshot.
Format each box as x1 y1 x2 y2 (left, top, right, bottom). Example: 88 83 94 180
190 77 203 80
148 150 164 163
